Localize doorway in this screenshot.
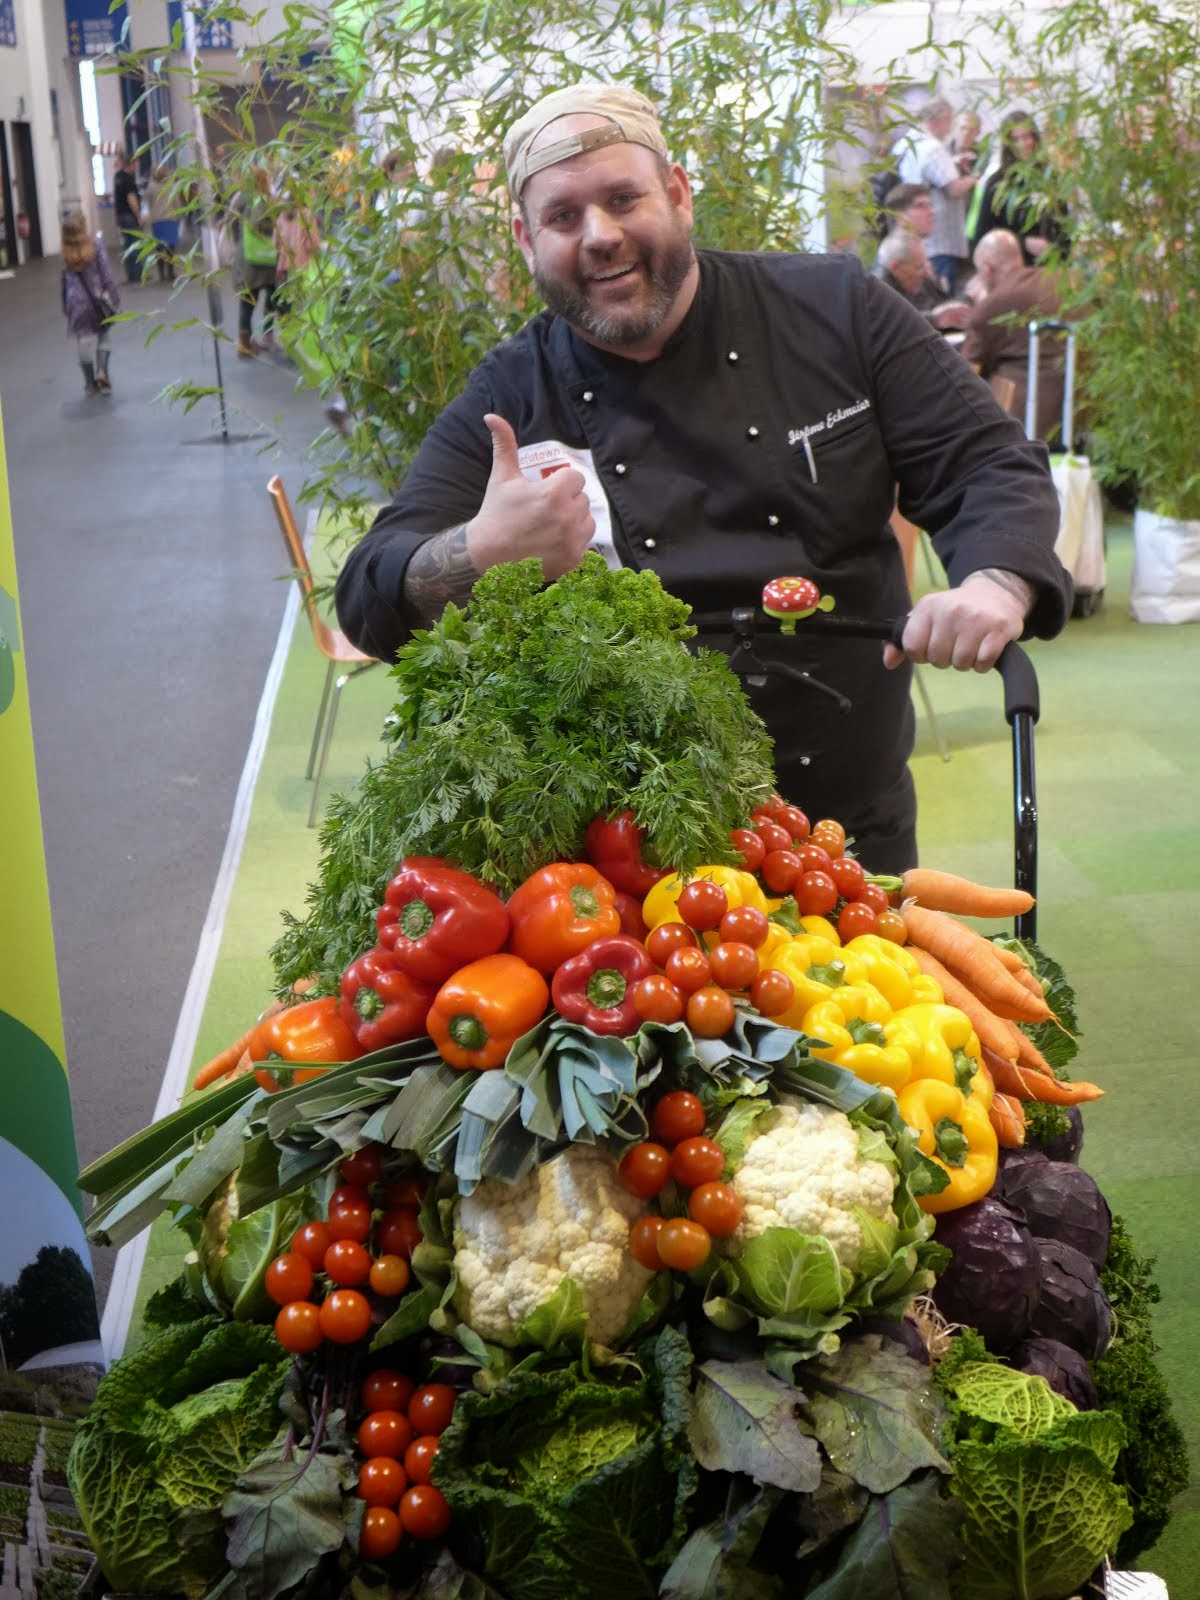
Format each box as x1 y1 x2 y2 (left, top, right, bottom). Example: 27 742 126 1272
0 126 15 269
9 122 43 260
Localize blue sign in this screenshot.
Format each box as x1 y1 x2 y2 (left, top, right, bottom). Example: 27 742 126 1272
65 0 128 56
0 0 15 49
166 0 234 47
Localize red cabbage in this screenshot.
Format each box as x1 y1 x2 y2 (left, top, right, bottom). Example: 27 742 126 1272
994 1158 1112 1266
1029 1239 1112 1360
1010 1335 1100 1411
929 1197 1039 1352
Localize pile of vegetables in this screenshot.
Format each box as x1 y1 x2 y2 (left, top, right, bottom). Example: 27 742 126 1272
70 557 1186 1600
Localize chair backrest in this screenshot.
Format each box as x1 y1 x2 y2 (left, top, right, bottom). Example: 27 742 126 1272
267 474 340 655
990 374 1018 415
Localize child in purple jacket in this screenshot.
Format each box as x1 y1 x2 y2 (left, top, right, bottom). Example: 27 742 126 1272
60 213 120 395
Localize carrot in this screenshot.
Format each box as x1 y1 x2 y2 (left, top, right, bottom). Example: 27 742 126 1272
981 1046 1104 1105
991 944 1029 973
1014 1027 1057 1079
989 1091 1028 1148
190 978 318 1092
907 947 1020 1062
902 904 1053 1024
901 868 1034 919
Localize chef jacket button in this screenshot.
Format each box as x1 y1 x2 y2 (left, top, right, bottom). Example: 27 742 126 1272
614 462 627 475
746 425 760 439
767 514 779 527
727 350 739 363
582 390 594 402
643 538 657 550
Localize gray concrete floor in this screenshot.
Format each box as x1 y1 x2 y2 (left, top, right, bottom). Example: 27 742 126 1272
0 256 336 1307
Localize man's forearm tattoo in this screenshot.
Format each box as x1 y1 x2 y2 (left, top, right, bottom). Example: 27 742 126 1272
404 525 481 623
976 566 1035 613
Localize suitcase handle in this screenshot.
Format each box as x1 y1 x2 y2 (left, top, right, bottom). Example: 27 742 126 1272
1026 319 1077 452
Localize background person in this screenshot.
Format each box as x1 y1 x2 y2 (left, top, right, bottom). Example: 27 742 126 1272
112 155 145 285
963 228 1067 440
969 111 1070 265
335 82 1072 874
60 212 120 396
894 98 979 294
873 231 971 330
229 163 281 357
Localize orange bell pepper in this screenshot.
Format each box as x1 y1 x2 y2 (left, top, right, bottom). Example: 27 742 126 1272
428 953 550 1070
506 862 621 975
250 996 363 1092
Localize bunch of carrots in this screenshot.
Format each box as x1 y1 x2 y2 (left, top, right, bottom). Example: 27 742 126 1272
897 868 1102 1151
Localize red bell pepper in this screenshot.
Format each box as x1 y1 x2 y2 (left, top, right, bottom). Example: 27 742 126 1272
376 858 510 987
339 944 436 1052
506 861 621 975
427 953 549 1071
583 811 668 897
551 935 657 1037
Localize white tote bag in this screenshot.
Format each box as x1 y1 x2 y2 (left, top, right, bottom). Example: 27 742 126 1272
1050 453 1106 594
1130 508 1200 623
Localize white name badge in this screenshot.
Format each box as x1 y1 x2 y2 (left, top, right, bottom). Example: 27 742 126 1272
516 439 622 570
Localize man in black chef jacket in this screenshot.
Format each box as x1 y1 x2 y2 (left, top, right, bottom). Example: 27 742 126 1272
335 82 1072 873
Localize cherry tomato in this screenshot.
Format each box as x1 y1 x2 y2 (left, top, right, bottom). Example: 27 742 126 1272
749 968 796 1017
810 818 847 857
670 1136 725 1187
829 856 866 900
628 1215 667 1270
876 909 908 945
754 820 793 854
404 1435 439 1486
656 1218 712 1271
650 1090 707 1145
632 975 685 1025
339 1144 384 1187
707 941 759 991
357 1456 408 1508
749 805 778 826
290 1220 332 1269
383 1175 425 1209
795 870 838 917
369 1253 412 1298
399 1484 452 1541
686 985 736 1038
329 1183 372 1215
265 1252 315 1307
837 901 878 941
796 842 834 876
358 1409 415 1460
730 828 765 870
408 1384 457 1437
761 849 802 894
664 946 712 993
318 1288 372 1344
326 1201 373 1244
376 1207 422 1259
359 1504 403 1560
775 804 811 843
677 880 729 931
362 1369 415 1414
274 1300 323 1354
323 1238 372 1287
646 922 698 965
688 1181 744 1237
618 1141 672 1198
858 882 891 915
719 905 769 948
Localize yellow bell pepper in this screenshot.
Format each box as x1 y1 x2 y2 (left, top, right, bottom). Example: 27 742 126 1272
898 1078 998 1212
842 934 943 1011
642 865 769 929
883 1002 990 1108
756 920 795 970
803 987 915 1091
762 937 869 1030
800 915 841 943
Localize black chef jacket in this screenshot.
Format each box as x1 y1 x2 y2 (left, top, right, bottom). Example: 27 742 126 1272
335 249 1072 872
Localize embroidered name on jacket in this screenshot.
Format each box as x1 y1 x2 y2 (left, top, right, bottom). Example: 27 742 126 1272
788 397 872 447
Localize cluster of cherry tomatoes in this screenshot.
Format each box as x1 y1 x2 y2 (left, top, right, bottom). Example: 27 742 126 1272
731 801 906 946
266 1144 425 1354
630 902 785 1037
617 1091 742 1273
354 1367 456 1559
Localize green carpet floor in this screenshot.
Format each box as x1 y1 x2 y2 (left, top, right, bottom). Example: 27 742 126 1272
128 513 1198 1589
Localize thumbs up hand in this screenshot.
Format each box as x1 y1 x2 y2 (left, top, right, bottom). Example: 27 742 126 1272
466 414 596 582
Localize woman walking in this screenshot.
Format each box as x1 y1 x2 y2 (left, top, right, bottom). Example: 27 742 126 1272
60 213 120 396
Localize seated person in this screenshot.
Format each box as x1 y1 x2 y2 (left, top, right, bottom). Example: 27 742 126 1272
873 232 971 331
962 228 1066 440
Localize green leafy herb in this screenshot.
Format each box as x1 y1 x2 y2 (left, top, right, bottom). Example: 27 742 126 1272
271 556 775 991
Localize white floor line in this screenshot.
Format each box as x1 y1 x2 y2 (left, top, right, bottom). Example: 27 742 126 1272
98 518 315 1362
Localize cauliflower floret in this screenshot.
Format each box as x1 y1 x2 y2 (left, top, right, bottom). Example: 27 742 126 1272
730 1100 897 1274
453 1142 654 1348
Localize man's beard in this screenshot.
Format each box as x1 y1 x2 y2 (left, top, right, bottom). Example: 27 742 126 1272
532 227 695 348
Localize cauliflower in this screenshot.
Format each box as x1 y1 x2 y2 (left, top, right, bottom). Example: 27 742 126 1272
730 1099 898 1274
452 1142 654 1349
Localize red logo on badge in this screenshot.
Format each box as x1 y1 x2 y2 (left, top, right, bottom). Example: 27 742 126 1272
540 463 569 478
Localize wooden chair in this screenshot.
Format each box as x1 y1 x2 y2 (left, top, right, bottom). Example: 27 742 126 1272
267 475 379 826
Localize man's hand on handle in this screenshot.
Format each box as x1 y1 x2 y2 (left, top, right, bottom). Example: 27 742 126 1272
883 568 1034 673
465 414 596 581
